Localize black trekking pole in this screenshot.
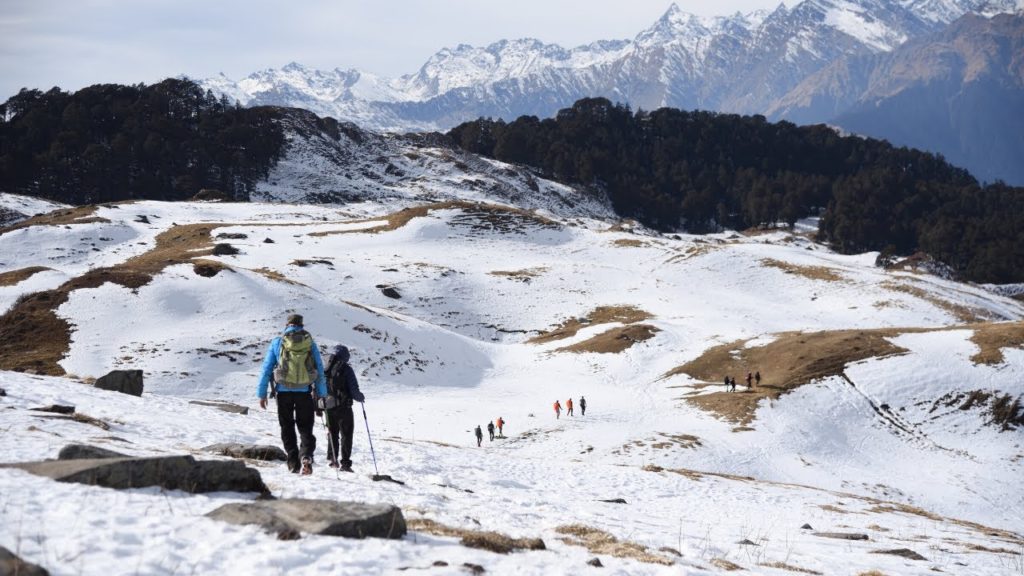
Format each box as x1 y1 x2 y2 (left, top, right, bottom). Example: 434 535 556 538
319 409 339 480
360 402 404 485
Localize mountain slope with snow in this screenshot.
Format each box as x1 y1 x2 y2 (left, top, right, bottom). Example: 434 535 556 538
1 193 1022 574
199 0 1024 133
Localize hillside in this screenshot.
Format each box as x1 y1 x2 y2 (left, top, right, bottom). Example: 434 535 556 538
1 193 1022 575
770 12 1024 185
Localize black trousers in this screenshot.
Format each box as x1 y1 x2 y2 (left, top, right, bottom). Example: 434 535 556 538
277 392 316 463
325 403 355 467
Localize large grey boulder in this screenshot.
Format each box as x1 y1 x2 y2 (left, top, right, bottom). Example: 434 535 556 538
0 545 49 575
189 400 250 415
1 455 268 495
94 369 144 396
57 444 126 460
203 443 287 461
207 499 406 539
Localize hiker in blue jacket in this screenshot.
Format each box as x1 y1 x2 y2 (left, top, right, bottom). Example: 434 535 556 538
257 314 328 475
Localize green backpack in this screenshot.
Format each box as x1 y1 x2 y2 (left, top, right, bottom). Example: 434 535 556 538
273 330 317 390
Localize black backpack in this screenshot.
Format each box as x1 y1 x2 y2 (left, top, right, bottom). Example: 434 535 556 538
324 354 352 407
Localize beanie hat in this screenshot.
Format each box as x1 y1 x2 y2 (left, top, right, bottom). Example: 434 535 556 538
286 314 304 326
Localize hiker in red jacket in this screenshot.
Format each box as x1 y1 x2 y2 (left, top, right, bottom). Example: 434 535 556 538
496 417 505 437
554 400 562 419
566 397 574 416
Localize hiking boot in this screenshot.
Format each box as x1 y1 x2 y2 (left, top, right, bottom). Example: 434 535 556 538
300 457 312 476
328 460 339 469
287 459 300 474
339 464 354 473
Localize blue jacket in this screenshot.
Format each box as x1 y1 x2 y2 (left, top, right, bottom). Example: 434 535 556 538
257 326 328 398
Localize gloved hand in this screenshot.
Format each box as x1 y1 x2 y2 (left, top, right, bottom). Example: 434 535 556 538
316 397 326 410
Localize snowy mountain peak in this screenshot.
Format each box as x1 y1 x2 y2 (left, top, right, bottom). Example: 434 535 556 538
200 0 1024 133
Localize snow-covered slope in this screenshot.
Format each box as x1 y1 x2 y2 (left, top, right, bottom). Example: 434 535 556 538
199 0 1024 132
1 194 1022 574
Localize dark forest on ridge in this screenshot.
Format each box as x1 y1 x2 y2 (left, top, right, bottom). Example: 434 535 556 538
1 81 1021 284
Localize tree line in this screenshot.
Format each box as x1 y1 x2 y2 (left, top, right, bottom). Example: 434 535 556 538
448 98 1024 284
0 79 285 204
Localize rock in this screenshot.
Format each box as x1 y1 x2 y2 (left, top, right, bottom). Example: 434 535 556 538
872 548 928 560
737 538 759 546
433 561 449 567
216 232 248 240
134 215 150 224
379 285 401 299
587 557 604 567
658 547 682 557
598 498 627 504
0 387 6 396
263 237 275 244
189 400 250 415
813 532 869 541
801 523 813 530
277 529 301 541
30 404 75 414
94 370 144 396
1 455 268 494
203 442 286 461
212 243 239 256
206 499 406 539
461 563 485 575
57 444 126 460
0 546 49 576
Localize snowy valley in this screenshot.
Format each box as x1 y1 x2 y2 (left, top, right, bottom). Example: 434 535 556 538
1 185 1022 575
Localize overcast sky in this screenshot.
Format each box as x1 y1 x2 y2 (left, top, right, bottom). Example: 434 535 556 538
1 0 785 100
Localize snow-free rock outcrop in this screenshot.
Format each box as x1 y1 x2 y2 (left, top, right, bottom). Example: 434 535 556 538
206 499 407 539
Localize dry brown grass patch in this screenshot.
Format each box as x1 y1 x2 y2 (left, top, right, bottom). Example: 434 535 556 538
883 281 988 323
0 223 222 375
529 305 653 344
309 201 558 237
969 321 1024 365
761 258 845 282
407 518 545 554
0 266 53 287
710 558 743 571
612 238 648 248
554 324 660 354
489 267 548 281
667 328 909 426
248 267 310 288
759 560 822 574
555 524 675 566
0 205 109 235
856 571 888 576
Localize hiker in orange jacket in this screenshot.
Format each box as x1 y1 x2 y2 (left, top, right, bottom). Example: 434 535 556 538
496 417 505 437
566 397 574 416
554 400 562 419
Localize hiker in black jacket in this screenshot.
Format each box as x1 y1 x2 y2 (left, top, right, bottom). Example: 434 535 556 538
487 421 495 441
320 344 365 472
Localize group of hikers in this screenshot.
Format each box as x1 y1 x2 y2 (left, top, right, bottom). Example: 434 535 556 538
554 396 585 419
257 314 365 475
257 313 602 471
723 371 761 392
474 417 506 446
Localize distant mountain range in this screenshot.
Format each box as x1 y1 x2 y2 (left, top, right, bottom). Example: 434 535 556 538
199 0 1024 184
771 12 1024 184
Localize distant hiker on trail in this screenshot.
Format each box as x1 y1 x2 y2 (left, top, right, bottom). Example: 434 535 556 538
475 425 483 447
257 314 327 475
755 371 761 386
496 417 505 437
580 396 587 416
729 377 737 393
567 397 574 416
487 421 495 441
319 344 365 472
746 372 753 389
554 400 562 419
723 375 730 392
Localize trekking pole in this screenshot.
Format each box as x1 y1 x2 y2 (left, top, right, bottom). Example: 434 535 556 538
360 402 381 477
319 409 339 480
